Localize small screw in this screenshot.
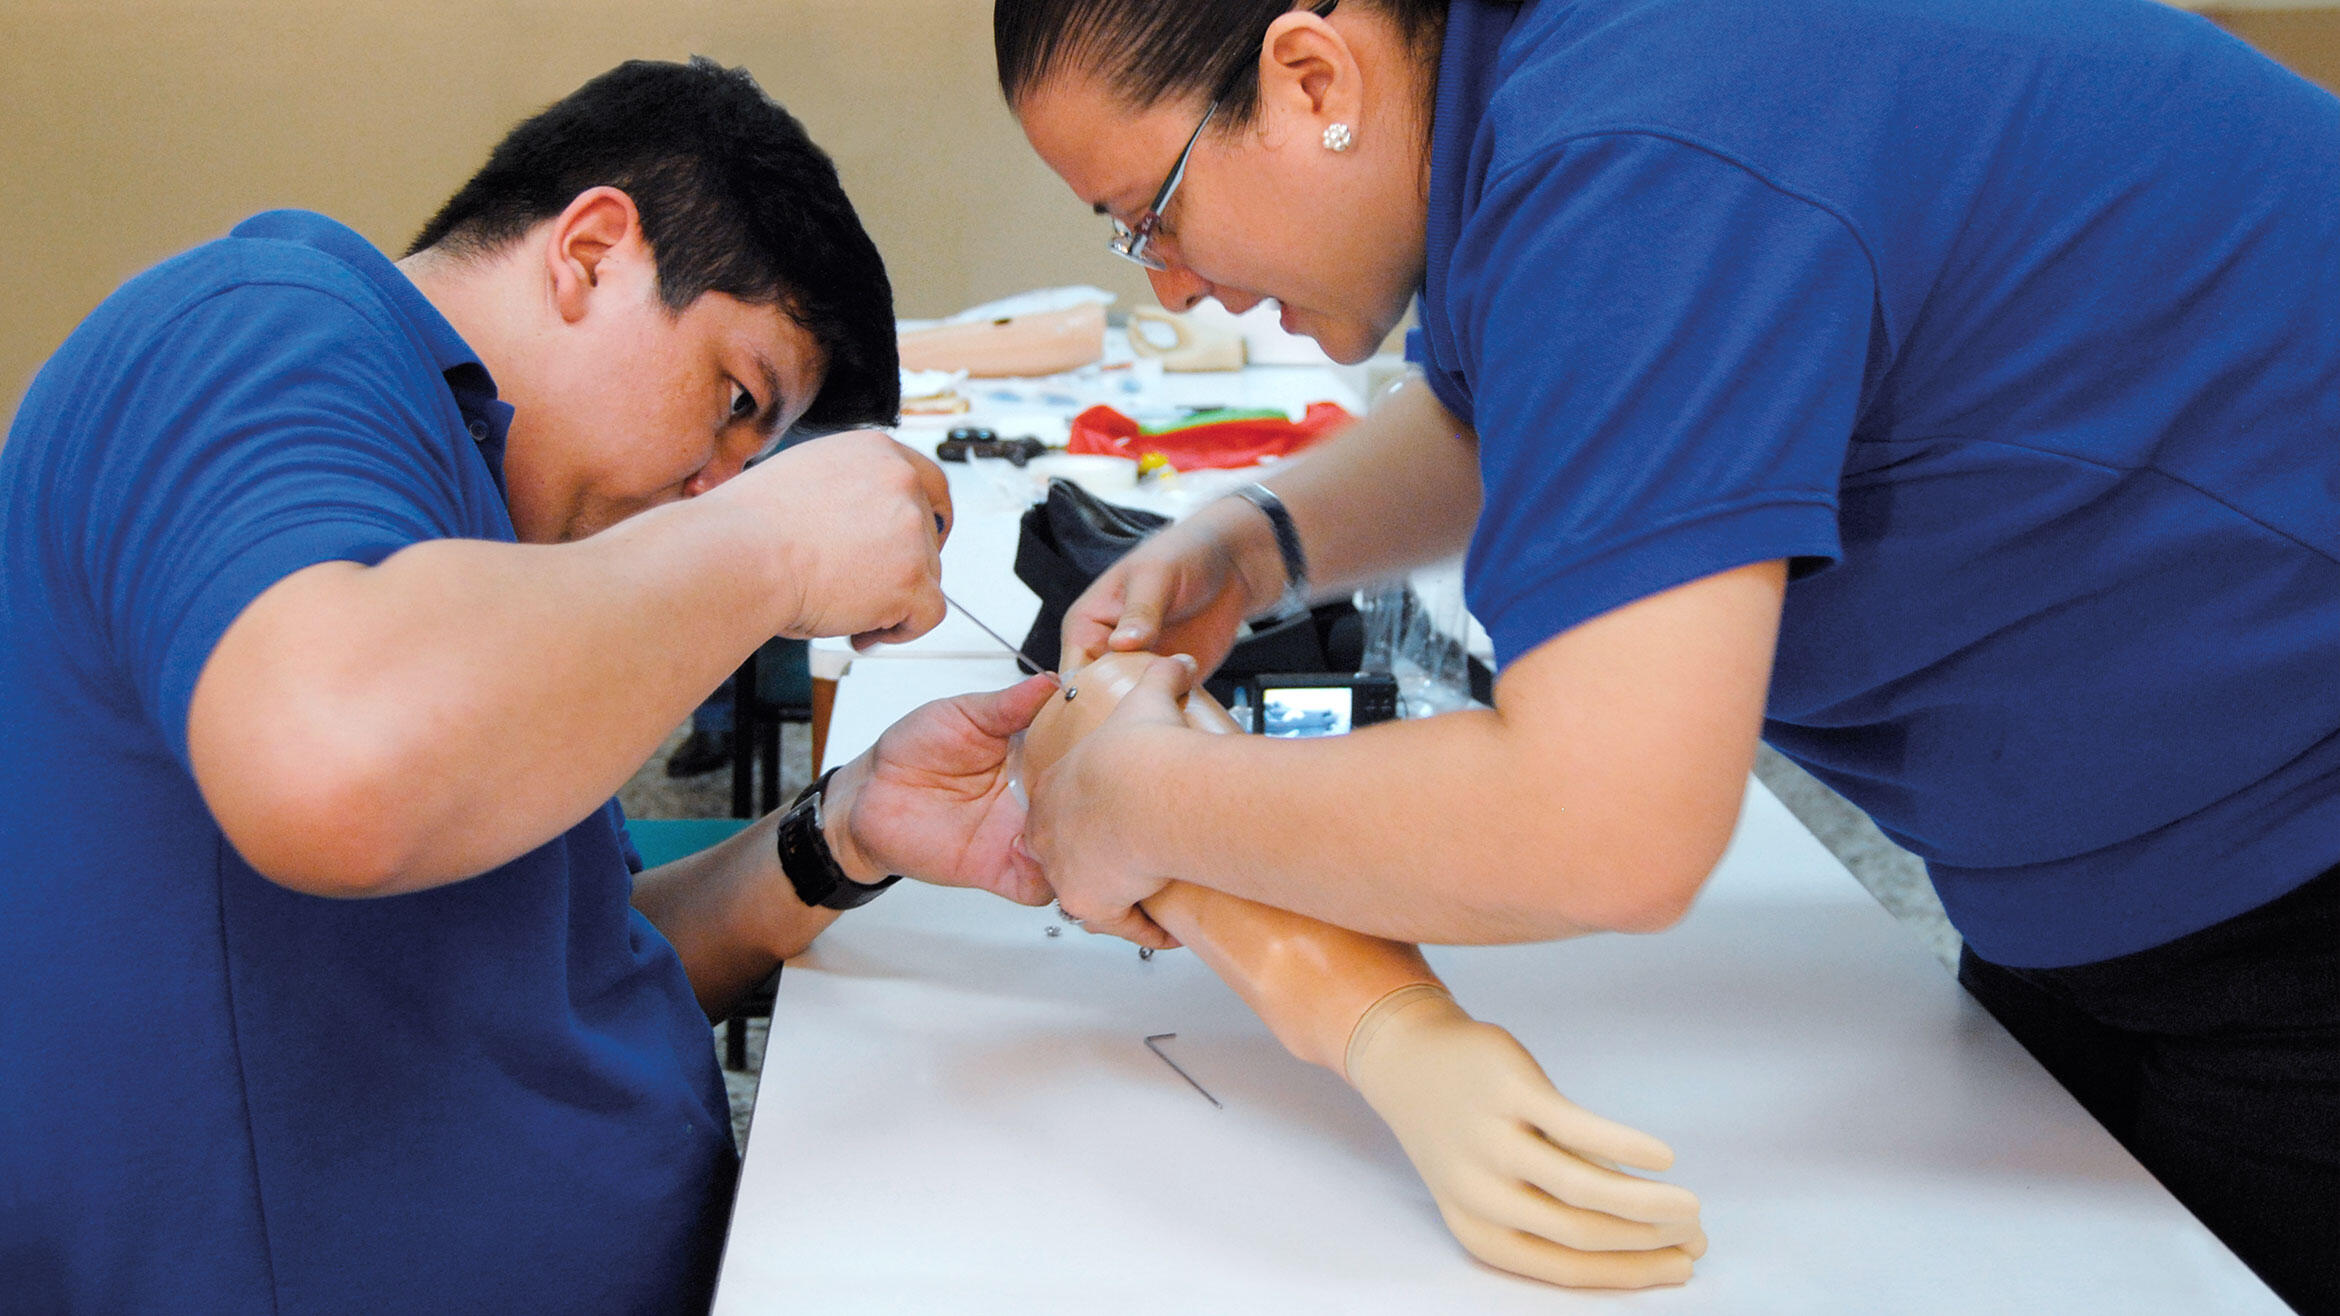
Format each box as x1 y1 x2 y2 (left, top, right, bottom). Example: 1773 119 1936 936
1062 685 1078 701
1044 925 1061 938
1138 947 1154 961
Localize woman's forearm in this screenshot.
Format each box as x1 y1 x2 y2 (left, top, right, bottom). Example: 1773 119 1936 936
1265 374 1482 597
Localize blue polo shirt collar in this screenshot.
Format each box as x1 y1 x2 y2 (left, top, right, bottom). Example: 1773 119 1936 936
226 209 516 479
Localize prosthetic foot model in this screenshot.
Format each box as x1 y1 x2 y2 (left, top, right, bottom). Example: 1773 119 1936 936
1020 652 1706 1290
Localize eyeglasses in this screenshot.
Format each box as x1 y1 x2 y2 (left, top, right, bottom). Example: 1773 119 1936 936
1105 0 1338 272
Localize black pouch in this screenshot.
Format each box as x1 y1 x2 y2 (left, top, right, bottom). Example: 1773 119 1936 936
1013 478 1361 696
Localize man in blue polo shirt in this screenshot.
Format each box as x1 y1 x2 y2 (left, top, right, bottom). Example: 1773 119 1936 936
0 59 1057 1312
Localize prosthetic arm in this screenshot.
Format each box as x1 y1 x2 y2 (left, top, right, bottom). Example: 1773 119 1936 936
1019 652 1705 1289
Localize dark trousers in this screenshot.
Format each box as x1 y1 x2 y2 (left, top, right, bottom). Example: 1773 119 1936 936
1959 861 2340 1314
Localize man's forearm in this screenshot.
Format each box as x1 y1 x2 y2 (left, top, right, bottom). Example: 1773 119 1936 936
191 493 791 894
632 810 840 1019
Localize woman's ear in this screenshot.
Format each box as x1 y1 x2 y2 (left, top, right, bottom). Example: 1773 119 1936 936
1256 5 1364 147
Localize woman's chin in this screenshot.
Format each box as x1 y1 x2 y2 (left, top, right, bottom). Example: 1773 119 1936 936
1282 305 1393 365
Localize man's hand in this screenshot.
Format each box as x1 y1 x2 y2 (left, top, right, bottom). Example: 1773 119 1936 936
1020 655 1200 948
712 430 954 646
822 673 1060 905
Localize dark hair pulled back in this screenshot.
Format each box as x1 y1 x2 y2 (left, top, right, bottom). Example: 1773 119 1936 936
995 0 1445 130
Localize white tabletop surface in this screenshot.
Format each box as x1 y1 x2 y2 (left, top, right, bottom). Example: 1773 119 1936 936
710 658 2282 1315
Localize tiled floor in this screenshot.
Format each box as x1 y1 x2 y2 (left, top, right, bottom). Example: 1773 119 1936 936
622 719 1960 1154
1753 746 1960 972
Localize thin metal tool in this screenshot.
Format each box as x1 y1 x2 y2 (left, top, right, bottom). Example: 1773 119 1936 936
942 589 1046 676
1143 1033 1223 1109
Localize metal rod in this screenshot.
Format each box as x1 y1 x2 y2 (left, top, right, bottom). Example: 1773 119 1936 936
942 589 1046 676
1143 1033 1223 1109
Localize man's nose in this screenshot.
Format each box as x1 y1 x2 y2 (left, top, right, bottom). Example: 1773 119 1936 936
686 445 753 498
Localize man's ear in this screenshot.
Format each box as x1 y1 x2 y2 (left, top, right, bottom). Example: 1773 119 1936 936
544 186 644 325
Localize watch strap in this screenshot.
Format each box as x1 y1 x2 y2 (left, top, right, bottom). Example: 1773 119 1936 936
775 768 901 911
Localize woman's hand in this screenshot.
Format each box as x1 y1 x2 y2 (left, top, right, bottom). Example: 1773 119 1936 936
1060 495 1288 672
1019 654 1204 949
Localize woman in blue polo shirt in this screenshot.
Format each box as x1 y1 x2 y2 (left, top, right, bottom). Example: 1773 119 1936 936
997 0 2340 1305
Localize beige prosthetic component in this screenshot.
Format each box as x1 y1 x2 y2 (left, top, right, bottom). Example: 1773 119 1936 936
897 303 1106 377
1023 652 1705 1288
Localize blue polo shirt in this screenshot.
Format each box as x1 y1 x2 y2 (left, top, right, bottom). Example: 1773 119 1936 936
0 212 734 1312
1418 0 2340 966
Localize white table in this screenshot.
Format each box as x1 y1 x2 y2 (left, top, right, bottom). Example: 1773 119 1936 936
710 657 2282 1314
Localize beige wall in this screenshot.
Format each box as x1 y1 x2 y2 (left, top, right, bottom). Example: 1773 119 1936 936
5 3 2337 424
2200 6 2340 89
0 0 1155 421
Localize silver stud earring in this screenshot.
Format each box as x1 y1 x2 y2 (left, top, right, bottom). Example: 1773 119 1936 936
1322 122 1353 152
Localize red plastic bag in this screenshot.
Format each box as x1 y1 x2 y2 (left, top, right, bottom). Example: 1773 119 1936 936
1066 402 1354 470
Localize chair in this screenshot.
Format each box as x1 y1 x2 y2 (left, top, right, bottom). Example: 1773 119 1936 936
730 637 815 819
627 814 775 1073
708 637 813 1070
628 817 752 869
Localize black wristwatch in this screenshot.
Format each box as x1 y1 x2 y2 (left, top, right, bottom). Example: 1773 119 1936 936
775 768 901 911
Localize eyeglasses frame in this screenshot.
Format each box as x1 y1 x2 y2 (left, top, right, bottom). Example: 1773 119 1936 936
1104 0 1340 272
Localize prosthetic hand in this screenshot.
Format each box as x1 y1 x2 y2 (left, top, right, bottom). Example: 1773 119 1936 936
1021 652 1702 1288
1346 984 1706 1288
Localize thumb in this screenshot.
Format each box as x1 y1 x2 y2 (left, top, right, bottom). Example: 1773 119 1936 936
1128 653 1200 710
1106 561 1172 652
951 672 1064 739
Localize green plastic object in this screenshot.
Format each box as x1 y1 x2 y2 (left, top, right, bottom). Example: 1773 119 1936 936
1137 407 1288 436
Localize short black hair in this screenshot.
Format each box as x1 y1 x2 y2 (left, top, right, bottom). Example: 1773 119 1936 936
994 0 1445 131
410 58 898 432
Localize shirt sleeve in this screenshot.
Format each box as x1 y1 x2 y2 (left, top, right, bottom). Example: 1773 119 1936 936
80 282 480 765
1452 131 1876 665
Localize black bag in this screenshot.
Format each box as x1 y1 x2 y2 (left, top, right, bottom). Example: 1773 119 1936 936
1013 478 1362 698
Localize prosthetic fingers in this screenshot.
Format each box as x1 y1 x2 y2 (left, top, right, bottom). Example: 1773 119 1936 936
1019 652 1705 1289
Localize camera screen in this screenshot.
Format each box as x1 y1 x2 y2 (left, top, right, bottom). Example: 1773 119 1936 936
1259 685 1355 738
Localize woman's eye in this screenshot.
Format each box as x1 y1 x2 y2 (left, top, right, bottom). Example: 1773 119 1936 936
730 382 758 422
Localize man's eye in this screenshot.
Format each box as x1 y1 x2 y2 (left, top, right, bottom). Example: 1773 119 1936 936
730 382 758 422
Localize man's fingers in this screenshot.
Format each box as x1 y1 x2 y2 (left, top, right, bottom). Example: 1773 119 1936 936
851 572 948 649
901 443 954 544
947 673 1063 740
989 851 1054 906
